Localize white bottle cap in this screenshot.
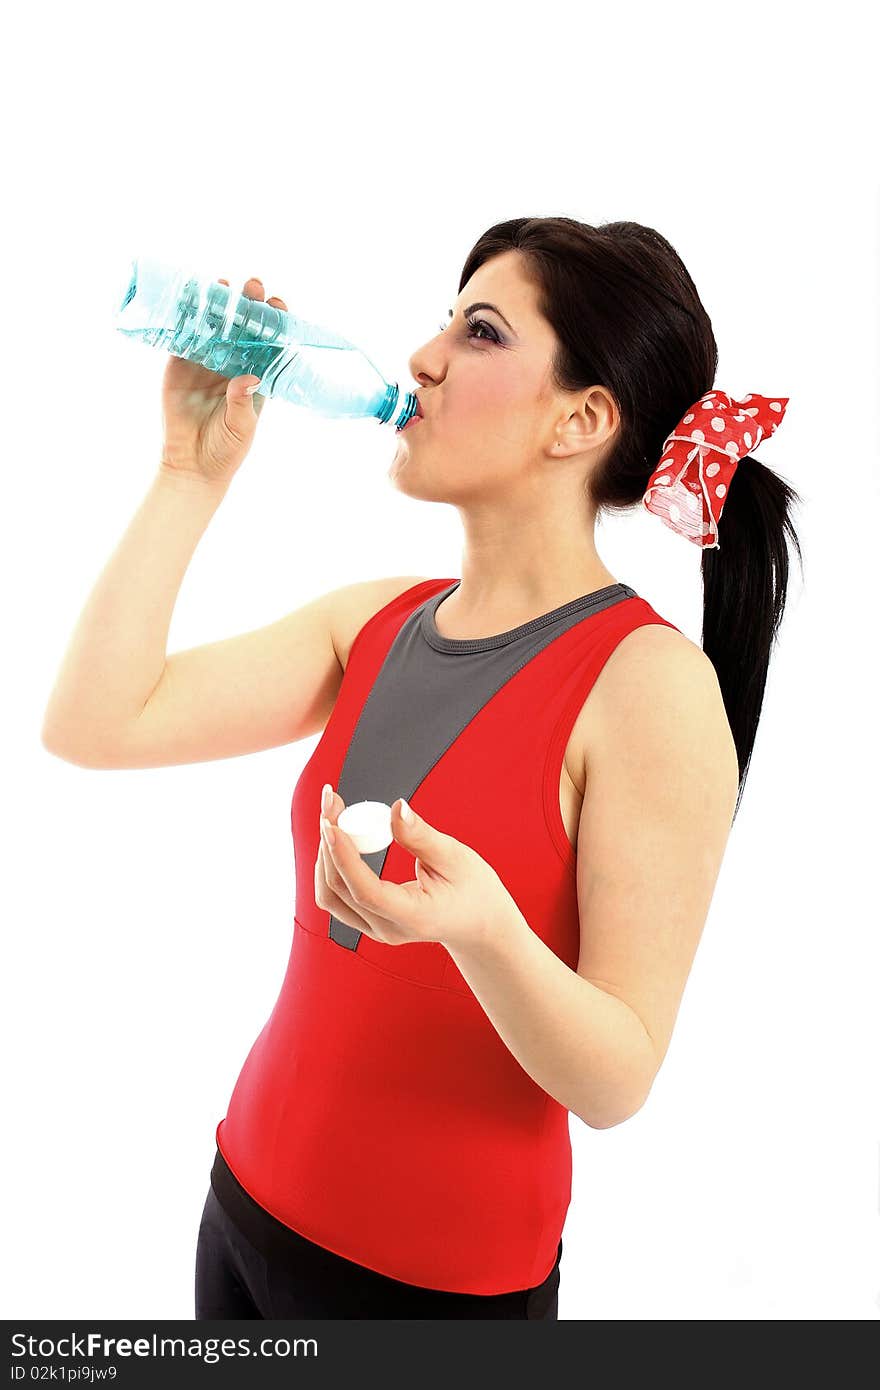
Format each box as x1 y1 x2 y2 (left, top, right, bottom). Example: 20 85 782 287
337 800 394 855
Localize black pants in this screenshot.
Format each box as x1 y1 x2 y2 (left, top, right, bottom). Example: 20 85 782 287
195 1147 561 1319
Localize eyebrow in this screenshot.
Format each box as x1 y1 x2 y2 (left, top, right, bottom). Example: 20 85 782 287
448 302 516 334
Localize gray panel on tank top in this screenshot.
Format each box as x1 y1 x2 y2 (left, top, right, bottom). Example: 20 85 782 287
329 581 638 949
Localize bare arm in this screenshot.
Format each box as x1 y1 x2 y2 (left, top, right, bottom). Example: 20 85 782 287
41 469 231 760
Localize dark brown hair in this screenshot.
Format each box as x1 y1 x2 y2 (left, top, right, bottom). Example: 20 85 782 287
459 216 804 820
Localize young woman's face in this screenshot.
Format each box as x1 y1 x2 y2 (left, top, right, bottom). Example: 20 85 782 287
390 249 567 505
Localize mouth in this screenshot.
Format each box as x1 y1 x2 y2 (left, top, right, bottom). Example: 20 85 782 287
397 395 425 432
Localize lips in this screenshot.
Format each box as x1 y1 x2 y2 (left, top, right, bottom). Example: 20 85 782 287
397 396 424 432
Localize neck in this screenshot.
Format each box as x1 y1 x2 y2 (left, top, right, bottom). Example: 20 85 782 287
450 502 617 623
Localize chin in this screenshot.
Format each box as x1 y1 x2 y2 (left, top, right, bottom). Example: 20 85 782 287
388 456 452 505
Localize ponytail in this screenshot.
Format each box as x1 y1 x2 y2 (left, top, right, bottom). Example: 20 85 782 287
701 455 804 820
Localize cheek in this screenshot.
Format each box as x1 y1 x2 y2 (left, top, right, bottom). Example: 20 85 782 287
452 375 524 431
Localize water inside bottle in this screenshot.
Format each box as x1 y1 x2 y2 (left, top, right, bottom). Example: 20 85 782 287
117 273 293 379
116 259 417 426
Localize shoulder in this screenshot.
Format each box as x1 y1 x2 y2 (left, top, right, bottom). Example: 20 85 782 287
595 621 708 700
582 622 739 811
331 575 434 671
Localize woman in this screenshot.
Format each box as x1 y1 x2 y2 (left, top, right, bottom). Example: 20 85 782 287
42 217 803 1318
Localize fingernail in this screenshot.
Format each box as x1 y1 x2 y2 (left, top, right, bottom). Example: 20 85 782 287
321 784 332 814
245 379 260 395
400 798 414 822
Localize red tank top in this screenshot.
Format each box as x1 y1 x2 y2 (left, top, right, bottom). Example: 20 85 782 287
216 576 680 1295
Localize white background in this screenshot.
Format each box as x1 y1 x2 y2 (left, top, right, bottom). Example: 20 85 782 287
3 0 878 1321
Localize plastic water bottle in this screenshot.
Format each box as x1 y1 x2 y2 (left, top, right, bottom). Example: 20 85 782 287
113 254 419 430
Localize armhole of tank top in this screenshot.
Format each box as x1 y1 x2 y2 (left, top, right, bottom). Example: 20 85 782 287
542 605 684 872
343 577 454 675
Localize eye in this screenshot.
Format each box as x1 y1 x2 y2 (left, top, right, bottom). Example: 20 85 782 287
438 315 499 343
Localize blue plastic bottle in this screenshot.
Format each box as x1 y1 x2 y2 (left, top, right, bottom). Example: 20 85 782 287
113 254 419 430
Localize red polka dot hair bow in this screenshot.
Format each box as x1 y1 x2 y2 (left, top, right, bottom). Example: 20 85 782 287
643 391 789 549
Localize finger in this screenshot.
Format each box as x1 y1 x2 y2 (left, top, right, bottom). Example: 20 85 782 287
321 817 401 922
316 792 356 914
316 802 353 903
318 830 336 897
315 791 335 893
315 832 378 938
318 793 401 933
319 787 346 829
318 855 373 934
216 276 270 303
319 818 353 902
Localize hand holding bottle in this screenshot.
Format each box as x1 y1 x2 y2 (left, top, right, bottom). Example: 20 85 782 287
159 276 288 488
